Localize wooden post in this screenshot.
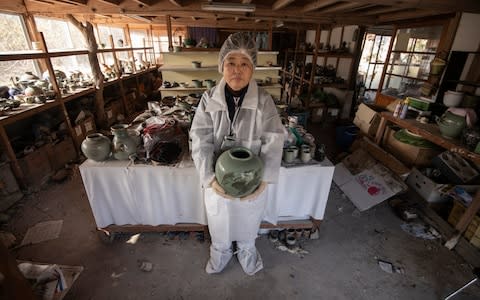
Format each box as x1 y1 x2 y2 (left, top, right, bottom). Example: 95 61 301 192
67 15 107 129
166 15 173 52
268 20 273 51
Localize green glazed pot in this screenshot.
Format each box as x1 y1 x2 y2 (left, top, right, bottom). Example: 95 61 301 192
215 147 264 198
436 111 466 139
81 133 111 161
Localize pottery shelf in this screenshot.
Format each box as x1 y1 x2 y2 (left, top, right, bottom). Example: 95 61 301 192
160 51 282 99
281 25 362 107
0 31 157 189
375 111 480 164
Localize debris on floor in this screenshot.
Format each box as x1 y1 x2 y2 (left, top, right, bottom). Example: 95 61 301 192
17 260 83 300
21 220 63 247
268 229 311 257
377 259 405 274
138 259 154 272
400 222 441 240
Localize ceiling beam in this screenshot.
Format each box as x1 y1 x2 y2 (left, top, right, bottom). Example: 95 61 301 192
303 0 341 13
132 0 152 7
49 0 87 6
127 14 153 23
168 0 182 7
95 0 122 6
272 0 295 11
316 2 367 14
377 9 449 23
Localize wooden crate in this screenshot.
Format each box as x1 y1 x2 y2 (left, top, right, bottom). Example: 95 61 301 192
17 146 52 188
72 116 96 148
46 137 77 170
448 200 480 240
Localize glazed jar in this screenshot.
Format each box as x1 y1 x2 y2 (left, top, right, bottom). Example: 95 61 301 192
111 124 137 160
215 147 264 198
81 133 111 161
436 111 466 139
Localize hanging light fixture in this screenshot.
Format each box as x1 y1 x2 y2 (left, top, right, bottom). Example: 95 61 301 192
201 2 256 12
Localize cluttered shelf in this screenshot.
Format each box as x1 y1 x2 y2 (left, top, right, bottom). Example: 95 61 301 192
0 101 58 126
377 111 480 164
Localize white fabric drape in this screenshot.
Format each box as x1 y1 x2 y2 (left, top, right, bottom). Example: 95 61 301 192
79 159 335 228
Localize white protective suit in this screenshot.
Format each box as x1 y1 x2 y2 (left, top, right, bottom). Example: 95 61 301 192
190 77 284 275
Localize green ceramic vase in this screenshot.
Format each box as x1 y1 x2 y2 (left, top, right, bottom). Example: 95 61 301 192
215 147 264 198
81 133 111 161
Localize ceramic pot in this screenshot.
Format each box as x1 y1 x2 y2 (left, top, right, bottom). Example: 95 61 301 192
215 147 264 198
191 79 202 88
436 111 466 139
81 133 111 161
204 79 215 89
191 61 201 68
443 90 464 107
24 85 43 96
111 124 137 160
430 58 446 75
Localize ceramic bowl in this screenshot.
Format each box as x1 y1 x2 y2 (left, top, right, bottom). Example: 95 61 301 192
443 90 464 107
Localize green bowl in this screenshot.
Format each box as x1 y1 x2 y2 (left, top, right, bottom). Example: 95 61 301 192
393 129 436 148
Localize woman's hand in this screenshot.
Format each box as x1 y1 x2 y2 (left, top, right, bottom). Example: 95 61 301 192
210 179 267 201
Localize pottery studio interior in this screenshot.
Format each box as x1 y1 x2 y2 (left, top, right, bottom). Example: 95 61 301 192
1 1 480 299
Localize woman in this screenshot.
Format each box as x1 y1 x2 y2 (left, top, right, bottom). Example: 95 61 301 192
190 32 284 275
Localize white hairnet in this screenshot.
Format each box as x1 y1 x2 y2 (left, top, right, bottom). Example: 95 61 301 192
218 32 257 73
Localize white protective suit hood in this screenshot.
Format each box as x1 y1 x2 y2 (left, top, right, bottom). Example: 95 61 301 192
190 78 284 187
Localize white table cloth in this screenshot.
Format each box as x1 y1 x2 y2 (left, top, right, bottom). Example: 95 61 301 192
79 159 335 228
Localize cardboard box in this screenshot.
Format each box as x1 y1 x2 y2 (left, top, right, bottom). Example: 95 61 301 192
18 146 52 187
383 126 441 167
448 199 480 241
353 103 381 137
46 137 77 170
105 100 124 126
406 168 450 203
72 116 96 148
333 148 408 211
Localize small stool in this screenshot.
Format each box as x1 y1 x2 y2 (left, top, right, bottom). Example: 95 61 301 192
444 268 480 300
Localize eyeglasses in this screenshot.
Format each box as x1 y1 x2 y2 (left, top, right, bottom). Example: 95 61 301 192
224 62 252 72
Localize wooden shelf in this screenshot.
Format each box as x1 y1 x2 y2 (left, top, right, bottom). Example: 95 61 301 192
385 72 429 82
0 101 59 126
159 65 217 71
378 111 480 164
61 87 96 102
391 50 436 55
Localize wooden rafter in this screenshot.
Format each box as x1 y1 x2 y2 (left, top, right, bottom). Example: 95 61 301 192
168 0 182 7
132 0 152 7
316 2 367 14
96 0 123 6
272 0 295 11
51 0 87 5
303 0 341 13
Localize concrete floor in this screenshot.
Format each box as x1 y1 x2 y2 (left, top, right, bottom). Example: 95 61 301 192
2 121 480 299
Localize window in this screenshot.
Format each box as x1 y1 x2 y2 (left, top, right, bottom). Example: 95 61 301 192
0 13 38 86
96 25 125 48
358 33 392 91
35 16 85 50
130 29 147 47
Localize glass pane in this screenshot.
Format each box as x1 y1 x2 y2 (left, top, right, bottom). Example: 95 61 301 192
35 16 84 50
0 13 30 51
130 29 147 47
97 26 125 48
393 26 442 53
0 59 38 86
51 54 92 78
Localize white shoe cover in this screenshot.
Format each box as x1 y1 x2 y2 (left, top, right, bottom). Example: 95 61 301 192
236 241 263 276
205 243 233 274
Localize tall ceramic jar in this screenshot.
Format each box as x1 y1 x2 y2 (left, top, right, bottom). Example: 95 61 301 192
215 147 264 198
111 124 137 160
81 133 111 162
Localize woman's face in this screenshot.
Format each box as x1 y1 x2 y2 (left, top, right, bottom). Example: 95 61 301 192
223 53 254 91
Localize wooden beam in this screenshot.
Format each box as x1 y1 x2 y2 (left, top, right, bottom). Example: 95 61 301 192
96 0 122 6
168 0 182 7
50 0 87 6
378 9 447 23
272 0 295 10
303 0 341 13
127 15 153 23
132 0 152 7
316 2 367 14
242 0 252 3
166 14 173 51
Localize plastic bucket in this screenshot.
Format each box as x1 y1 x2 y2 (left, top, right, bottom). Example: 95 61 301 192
336 125 359 152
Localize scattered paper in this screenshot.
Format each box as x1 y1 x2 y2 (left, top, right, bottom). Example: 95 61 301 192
400 222 441 240
21 220 63 246
17 260 83 300
378 259 405 274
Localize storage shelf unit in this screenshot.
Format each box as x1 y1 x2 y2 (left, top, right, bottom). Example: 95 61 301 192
0 32 156 188
281 25 360 107
159 51 281 99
